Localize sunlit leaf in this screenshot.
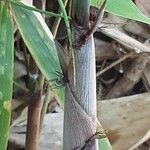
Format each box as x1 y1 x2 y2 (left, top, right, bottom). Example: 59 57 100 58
98 138 112 150
91 0 150 24
0 2 14 149
91 0 103 7
10 3 65 105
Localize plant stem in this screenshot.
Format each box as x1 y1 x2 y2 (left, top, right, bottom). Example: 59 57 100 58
25 1 45 150
52 0 68 38
25 89 43 150
40 85 51 130
63 0 100 149
58 0 72 49
72 0 90 27
64 35 98 150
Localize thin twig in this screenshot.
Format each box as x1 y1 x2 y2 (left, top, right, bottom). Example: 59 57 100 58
96 52 134 77
52 0 68 37
58 0 72 50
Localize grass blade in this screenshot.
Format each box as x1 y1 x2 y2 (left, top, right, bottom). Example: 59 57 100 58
0 2 14 149
105 0 150 24
98 138 112 150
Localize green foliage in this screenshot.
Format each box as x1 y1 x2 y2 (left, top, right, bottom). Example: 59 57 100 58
91 0 103 7
98 138 112 150
0 0 149 149
10 3 65 105
0 2 14 149
8 0 63 18
91 0 150 24
58 0 72 49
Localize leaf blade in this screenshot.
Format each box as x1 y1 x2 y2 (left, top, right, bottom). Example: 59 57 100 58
10 3 65 104
105 0 150 24
0 2 14 149
98 138 112 150
91 0 150 24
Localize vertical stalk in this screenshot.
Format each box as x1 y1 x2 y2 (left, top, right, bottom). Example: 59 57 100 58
25 1 45 150
52 0 68 37
64 36 98 150
40 85 51 131
72 0 90 27
63 0 98 149
25 88 43 150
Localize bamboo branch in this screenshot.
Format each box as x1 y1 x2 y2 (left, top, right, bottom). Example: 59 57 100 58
52 0 68 37
96 52 135 77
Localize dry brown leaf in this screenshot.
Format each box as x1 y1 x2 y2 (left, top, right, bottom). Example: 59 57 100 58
98 93 150 150
135 0 150 17
129 129 150 150
105 54 148 99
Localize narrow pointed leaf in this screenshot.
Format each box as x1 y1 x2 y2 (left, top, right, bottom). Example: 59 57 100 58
98 138 112 150
0 2 14 149
91 0 150 24
91 0 103 7
10 3 65 104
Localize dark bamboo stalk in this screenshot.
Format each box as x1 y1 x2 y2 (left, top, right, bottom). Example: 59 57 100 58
72 0 90 28
25 1 45 149
25 89 43 150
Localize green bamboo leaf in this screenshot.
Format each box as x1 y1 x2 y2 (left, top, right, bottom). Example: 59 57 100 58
98 138 112 150
8 0 64 18
10 3 65 105
0 2 14 150
91 0 150 24
91 0 103 7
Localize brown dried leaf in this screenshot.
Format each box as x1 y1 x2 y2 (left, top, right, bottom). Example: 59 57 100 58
98 93 150 150
135 0 150 17
129 129 150 150
105 54 148 99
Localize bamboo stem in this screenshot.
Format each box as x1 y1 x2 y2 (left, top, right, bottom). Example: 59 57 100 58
63 0 104 149
25 89 43 150
64 36 98 150
40 85 51 131
25 1 45 149
72 0 90 27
